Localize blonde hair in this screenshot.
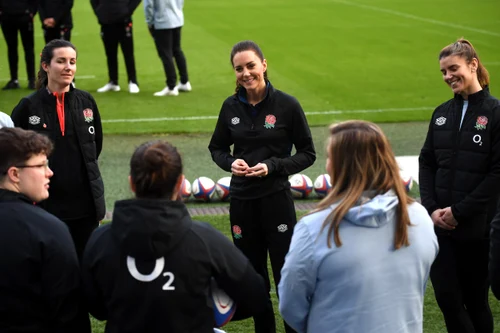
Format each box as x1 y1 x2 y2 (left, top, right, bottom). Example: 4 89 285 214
439 38 489 88
311 120 413 249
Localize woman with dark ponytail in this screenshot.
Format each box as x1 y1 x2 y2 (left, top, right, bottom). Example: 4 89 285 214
419 38 500 333
81 140 267 332
209 40 316 333
11 39 105 260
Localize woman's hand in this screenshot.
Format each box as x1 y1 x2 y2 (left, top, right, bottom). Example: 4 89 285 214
231 159 249 176
246 163 268 178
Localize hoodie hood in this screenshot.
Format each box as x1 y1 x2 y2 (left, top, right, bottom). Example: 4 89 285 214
343 190 399 228
111 198 192 260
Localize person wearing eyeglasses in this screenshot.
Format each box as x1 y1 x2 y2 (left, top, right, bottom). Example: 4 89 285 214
11 39 105 260
0 127 90 333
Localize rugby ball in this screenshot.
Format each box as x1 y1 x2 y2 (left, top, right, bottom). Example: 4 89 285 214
289 174 313 199
400 170 413 192
215 177 231 201
211 279 236 328
314 174 332 198
192 177 216 202
179 175 191 201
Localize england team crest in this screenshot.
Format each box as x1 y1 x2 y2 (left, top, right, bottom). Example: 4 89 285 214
83 108 93 123
474 116 488 130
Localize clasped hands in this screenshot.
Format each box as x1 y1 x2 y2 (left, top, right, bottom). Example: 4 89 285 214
431 207 458 230
231 159 268 178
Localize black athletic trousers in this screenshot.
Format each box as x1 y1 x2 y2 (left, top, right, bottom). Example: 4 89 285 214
229 189 297 333
63 216 99 261
0 14 35 82
100 20 137 84
430 235 493 333
152 27 188 90
43 25 72 44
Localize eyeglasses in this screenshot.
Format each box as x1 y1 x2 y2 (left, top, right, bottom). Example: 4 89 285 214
15 160 50 170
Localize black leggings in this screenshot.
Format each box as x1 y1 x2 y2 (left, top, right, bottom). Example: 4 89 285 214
430 236 493 333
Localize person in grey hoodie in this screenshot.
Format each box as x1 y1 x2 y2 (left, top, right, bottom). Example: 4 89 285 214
278 120 439 333
144 0 191 96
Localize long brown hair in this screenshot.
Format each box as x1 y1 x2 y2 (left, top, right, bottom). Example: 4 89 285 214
439 38 489 88
311 120 413 249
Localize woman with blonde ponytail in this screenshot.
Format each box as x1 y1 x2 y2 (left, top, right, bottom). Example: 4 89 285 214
279 120 438 333
419 38 499 333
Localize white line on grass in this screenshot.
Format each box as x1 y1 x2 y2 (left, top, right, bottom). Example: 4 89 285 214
329 0 500 37
101 106 434 124
0 75 96 82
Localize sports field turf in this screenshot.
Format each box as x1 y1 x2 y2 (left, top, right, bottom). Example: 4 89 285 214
1 0 499 331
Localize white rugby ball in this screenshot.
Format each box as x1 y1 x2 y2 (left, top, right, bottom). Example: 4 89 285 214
215 177 231 201
400 170 413 192
289 174 313 199
211 279 236 328
314 174 332 198
179 175 191 201
191 177 216 202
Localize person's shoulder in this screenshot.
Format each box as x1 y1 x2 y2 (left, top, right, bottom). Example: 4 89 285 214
72 89 96 101
407 201 433 226
10 202 68 232
221 93 239 106
297 207 333 235
434 98 455 112
271 87 300 105
190 220 230 245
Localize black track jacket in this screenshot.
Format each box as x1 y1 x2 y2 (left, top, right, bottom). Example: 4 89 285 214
11 87 105 222
208 82 316 200
82 199 268 332
90 0 141 24
39 0 73 28
0 0 37 16
0 189 89 333
419 87 500 239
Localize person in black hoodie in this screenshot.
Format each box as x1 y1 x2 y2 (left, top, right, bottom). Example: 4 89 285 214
38 0 73 43
11 39 105 260
208 40 316 333
90 0 141 94
0 127 90 333
419 38 500 333
82 140 268 332
0 0 37 90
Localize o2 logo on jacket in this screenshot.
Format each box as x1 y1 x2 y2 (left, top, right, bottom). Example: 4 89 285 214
126 256 175 290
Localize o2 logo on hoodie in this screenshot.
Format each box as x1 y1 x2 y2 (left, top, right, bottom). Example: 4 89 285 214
126 256 175 290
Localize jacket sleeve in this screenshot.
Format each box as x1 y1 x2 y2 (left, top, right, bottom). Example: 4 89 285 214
143 0 153 25
208 103 236 172
262 99 316 175
29 0 39 16
451 105 500 221
128 0 141 16
81 228 108 321
89 94 103 158
418 113 440 216
207 227 268 320
11 98 31 129
41 220 90 333
490 213 500 299
48 0 73 23
278 221 316 333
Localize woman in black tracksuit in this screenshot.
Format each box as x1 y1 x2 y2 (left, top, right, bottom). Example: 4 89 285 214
419 38 500 333
38 0 73 43
0 0 37 90
208 40 316 333
82 140 268 332
11 39 105 259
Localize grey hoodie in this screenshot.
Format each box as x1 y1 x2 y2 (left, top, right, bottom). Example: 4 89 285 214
144 0 184 29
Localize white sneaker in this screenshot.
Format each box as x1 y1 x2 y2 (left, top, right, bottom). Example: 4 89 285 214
97 82 120 93
128 82 140 94
176 81 192 92
154 86 179 96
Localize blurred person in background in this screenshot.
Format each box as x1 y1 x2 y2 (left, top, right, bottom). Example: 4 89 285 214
0 0 37 90
0 111 14 128
82 140 268 332
91 0 141 94
11 39 105 260
39 0 73 43
144 0 192 96
419 38 499 333
279 120 438 333
0 127 90 333
209 40 316 333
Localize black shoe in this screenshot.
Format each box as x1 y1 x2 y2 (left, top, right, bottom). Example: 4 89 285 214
2 80 20 90
28 80 36 90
